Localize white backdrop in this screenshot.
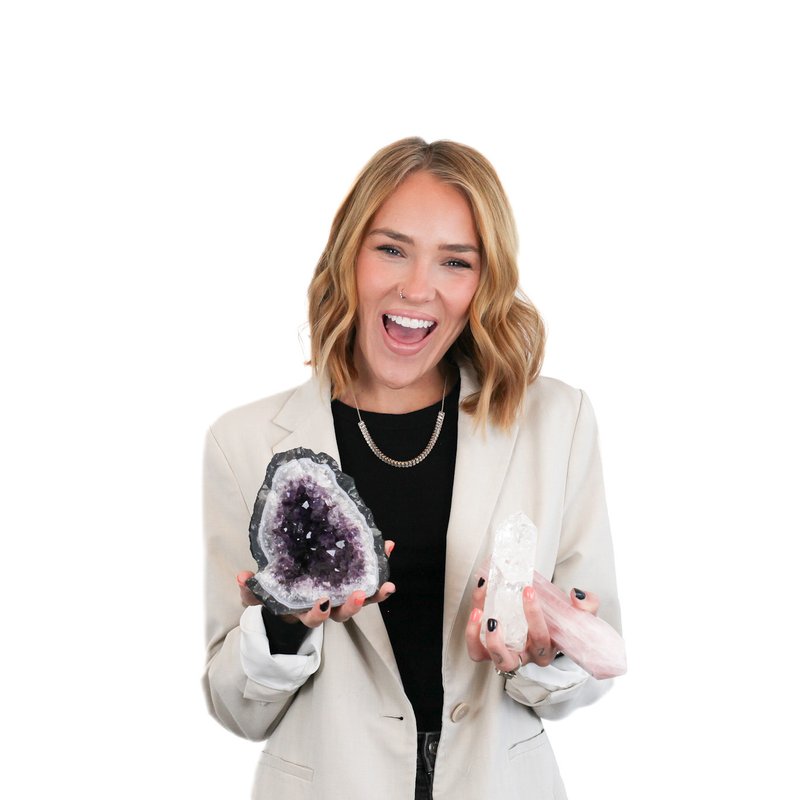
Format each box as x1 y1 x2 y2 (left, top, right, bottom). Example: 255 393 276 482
2 2 798 798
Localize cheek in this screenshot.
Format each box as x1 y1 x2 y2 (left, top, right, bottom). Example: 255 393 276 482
452 281 480 324
355 257 384 308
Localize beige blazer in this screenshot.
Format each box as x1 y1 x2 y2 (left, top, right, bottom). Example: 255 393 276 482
203 366 621 800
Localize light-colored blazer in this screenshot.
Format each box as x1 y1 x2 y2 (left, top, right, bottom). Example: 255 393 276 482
203 366 621 800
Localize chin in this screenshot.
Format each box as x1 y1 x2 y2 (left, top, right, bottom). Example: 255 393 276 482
374 367 429 392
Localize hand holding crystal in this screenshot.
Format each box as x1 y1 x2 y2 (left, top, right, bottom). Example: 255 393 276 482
466 578 599 674
236 539 396 627
466 513 626 679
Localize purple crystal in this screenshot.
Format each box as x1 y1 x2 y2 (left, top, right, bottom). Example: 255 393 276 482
246 448 389 614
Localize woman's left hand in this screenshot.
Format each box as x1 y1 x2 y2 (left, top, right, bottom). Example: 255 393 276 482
465 578 599 674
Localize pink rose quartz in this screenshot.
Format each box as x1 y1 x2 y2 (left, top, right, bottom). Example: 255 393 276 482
533 571 627 679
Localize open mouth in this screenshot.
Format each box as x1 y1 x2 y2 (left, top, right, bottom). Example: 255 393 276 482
383 313 437 345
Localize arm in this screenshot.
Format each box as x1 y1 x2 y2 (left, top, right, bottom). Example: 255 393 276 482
202 427 323 741
510 390 622 717
467 390 622 717
202 426 396 739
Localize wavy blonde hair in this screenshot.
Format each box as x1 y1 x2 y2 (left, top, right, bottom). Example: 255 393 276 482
307 137 545 429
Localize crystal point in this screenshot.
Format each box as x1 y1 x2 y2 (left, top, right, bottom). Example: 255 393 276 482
481 512 538 651
532 571 626 679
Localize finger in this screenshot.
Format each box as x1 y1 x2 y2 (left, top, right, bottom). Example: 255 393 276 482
384 540 395 557
482 617 520 673
365 581 396 606
522 586 556 666
236 570 254 586
329 590 367 622
465 607 490 662
236 571 261 607
295 597 332 629
570 587 600 615
471 573 488 611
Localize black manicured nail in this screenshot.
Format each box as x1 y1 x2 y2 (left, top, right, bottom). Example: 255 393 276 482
487 618 498 632
573 589 586 600
320 600 330 612
477 577 485 588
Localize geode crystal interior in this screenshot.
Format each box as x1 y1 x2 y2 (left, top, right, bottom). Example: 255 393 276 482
246 448 389 614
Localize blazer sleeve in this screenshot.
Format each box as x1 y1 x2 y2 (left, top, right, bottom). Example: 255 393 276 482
202 426 321 741
504 389 622 717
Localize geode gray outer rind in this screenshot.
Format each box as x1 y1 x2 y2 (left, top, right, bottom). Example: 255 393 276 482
245 448 389 615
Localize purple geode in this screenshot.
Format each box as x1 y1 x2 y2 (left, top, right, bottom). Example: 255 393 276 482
246 448 389 614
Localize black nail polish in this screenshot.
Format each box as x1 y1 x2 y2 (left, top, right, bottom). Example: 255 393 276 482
477 577 485 588
320 600 330 612
573 589 586 600
487 618 497 632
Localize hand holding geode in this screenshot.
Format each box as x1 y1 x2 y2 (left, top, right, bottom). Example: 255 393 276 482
245 448 389 615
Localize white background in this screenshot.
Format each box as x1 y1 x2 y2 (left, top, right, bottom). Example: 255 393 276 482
2 2 798 797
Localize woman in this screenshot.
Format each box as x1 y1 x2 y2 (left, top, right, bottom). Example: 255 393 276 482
203 138 622 799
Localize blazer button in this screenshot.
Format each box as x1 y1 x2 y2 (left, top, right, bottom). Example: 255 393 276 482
450 703 470 722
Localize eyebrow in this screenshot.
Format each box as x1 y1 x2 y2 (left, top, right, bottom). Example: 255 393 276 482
366 227 480 254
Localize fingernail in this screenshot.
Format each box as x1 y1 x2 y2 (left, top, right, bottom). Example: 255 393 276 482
320 600 330 612
354 593 366 606
573 588 586 600
477 577 485 588
523 586 535 601
487 618 498 632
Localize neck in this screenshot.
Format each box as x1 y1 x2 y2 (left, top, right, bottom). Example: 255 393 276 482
346 363 454 414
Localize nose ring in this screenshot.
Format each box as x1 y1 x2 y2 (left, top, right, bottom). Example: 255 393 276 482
399 287 406 300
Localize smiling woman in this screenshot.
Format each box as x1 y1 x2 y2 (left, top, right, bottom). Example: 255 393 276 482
203 137 623 800
308 138 546 430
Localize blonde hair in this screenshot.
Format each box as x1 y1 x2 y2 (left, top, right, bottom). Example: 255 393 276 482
307 137 545 429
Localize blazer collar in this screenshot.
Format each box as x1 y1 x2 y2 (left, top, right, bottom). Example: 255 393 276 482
272 372 340 462
271 372 402 684
442 366 520 663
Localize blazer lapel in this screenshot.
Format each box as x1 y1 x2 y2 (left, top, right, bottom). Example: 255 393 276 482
271 373 403 685
272 374 340 460
442 366 521 661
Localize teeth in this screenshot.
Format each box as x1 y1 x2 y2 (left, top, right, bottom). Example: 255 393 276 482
385 314 435 330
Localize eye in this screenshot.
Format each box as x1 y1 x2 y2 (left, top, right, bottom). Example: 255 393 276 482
444 258 473 270
376 244 403 257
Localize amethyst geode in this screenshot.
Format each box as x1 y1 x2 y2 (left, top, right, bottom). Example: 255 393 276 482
246 448 389 614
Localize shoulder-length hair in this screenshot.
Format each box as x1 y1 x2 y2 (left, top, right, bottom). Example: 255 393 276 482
307 137 545 429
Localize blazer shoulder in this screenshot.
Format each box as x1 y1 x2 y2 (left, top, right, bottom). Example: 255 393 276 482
207 384 302 450
524 375 584 417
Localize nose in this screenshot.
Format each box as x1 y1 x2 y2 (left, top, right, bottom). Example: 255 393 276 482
400 260 436 304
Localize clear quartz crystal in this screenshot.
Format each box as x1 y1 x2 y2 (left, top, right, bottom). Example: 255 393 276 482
481 512 538 651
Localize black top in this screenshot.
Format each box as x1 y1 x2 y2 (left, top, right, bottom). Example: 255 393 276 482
262 380 460 733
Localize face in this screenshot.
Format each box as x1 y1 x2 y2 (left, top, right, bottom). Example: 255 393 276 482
353 170 481 407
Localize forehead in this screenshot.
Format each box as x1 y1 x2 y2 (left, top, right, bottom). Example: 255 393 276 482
370 171 478 243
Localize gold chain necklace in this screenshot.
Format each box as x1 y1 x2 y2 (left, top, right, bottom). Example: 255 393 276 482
354 379 447 469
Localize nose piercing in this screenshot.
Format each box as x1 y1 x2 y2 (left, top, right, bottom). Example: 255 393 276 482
399 288 406 300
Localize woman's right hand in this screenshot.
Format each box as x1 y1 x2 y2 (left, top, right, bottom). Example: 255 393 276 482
236 540 396 628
